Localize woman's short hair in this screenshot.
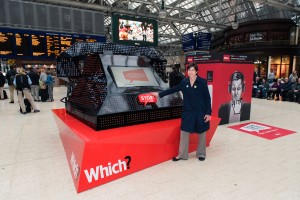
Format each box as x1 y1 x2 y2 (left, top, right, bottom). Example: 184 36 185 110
187 63 198 72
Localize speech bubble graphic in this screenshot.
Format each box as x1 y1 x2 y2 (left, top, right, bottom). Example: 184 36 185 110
138 93 157 106
240 123 271 133
123 69 149 83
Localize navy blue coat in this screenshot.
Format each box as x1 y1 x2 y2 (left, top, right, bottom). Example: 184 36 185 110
159 76 212 134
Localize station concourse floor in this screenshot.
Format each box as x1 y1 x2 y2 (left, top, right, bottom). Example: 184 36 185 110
0 86 299 200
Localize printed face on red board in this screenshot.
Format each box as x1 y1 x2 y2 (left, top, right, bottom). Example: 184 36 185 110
231 79 243 101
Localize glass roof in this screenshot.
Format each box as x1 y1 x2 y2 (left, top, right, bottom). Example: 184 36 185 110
34 0 300 47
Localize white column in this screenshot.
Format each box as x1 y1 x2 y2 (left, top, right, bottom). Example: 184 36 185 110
293 56 296 72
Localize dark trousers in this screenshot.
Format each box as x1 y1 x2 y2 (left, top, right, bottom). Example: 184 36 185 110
280 90 289 101
40 88 48 102
267 90 280 99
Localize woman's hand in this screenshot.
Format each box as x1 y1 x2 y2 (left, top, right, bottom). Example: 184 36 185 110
150 92 159 98
204 115 211 122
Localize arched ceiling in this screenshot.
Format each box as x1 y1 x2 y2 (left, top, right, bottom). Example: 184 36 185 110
23 0 300 53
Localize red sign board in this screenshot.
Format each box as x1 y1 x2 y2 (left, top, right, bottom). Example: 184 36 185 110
229 122 296 140
138 93 157 105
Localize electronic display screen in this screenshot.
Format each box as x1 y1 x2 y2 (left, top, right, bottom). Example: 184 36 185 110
31 34 46 56
0 27 106 58
0 32 14 55
110 67 159 87
118 19 154 43
60 35 73 52
15 33 31 56
86 37 97 43
46 33 60 57
73 36 85 43
112 14 158 47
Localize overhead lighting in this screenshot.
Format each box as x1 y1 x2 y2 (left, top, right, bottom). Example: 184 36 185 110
159 0 167 18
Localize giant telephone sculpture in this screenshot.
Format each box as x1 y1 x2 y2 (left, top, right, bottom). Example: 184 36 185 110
57 43 183 130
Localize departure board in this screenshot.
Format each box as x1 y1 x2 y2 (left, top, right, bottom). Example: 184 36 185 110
0 27 105 58
15 33 31 56
60 35 72 52
86 38 97 43
32 34 46 56
0 32 14 55
73 36 85 44
46 34 60 57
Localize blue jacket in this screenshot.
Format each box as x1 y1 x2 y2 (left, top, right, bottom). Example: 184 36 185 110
159 76 212 133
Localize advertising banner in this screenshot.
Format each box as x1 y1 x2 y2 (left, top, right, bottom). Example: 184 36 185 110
229 122 296 140
187 54 254 125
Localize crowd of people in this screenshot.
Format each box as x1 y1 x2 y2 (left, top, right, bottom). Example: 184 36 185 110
252 70 300 104
0 66 56 114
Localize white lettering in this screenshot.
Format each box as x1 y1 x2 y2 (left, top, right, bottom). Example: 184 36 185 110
99 165 109 178
112 163 120 174
84 159 128 183
84 166 99 183
108 162 112 176
118 159 127 172
70 152 80 180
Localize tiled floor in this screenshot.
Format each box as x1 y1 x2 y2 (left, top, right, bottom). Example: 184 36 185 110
0 86 299 200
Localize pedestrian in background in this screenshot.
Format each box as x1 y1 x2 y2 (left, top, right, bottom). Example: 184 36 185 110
14 68 40 114
6 66 17 103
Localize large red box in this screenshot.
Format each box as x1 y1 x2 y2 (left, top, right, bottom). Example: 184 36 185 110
53 108 220 193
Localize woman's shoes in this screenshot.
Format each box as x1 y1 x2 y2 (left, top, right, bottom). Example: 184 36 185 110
172 157 205 161
199 157 205 161
172 157 182 161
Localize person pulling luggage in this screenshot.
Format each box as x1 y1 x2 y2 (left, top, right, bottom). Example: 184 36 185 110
13 67 40 114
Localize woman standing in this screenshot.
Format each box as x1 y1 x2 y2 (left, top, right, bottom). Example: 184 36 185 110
46 71 54 102
152 63 211 161
289 71 298 83
39 69 48 102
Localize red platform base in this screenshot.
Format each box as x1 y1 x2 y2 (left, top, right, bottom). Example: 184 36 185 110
52 108 220 193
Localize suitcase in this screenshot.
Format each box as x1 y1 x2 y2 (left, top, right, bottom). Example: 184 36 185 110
20 98 32 113
3 90 8 99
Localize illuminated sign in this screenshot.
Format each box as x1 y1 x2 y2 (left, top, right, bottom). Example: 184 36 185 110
15 33 31 56
0 32 14 55
32 34 46 56
0 28 106 58
46 34 60 57
60 35 73 52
